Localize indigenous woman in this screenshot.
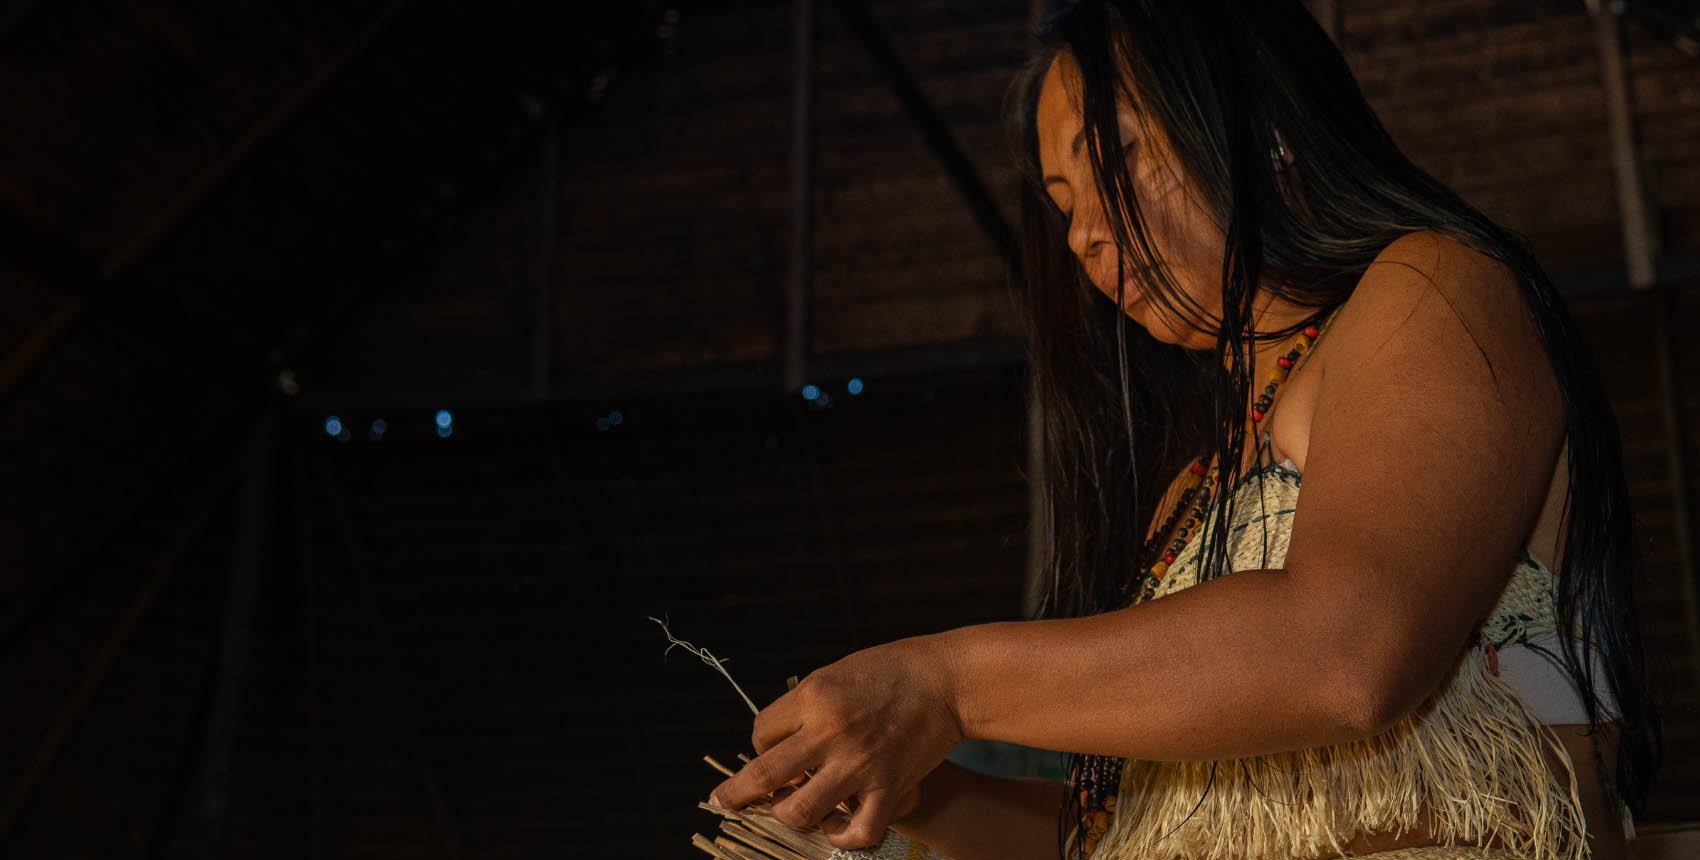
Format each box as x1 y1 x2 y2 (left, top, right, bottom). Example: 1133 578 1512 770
710 2 1659 858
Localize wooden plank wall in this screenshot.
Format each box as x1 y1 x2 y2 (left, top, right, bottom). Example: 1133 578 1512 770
4 2 1700 858
256 372 1030 859
1576 287 1700 822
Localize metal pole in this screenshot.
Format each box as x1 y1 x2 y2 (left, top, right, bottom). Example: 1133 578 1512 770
1593 0 1659 287
785 0 817 394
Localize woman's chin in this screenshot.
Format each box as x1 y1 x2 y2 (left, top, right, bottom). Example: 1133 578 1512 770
1134 314 1213 350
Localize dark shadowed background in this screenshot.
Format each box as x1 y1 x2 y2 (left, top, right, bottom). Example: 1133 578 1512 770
2 1 1699 858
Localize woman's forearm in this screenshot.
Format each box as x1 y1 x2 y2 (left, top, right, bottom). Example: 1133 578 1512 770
890 761 1064 860
935 567 1428 761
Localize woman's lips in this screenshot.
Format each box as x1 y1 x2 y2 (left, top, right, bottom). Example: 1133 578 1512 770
1113 272 1146 311
1089 264 1153 313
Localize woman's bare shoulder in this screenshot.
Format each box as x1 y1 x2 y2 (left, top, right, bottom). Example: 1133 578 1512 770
1351 230 1525 324
1324 229 1550 402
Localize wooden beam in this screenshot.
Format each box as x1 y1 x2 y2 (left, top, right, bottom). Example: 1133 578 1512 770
0 0 416 402
785 0 818 394
102 0 416 281
1311 0 1344 44
1593 0 1658 287
828 0 1019 275
1652 292 1700 700
188 412 280 859
534 113 562 402
0 485 225 850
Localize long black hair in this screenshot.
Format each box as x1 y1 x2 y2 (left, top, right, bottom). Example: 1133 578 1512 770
1009 0 1659 848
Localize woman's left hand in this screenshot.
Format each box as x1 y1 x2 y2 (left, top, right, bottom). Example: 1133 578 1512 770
708 634 965 849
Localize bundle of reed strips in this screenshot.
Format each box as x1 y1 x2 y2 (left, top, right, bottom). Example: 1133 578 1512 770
650 619 946 859
691 755 941 860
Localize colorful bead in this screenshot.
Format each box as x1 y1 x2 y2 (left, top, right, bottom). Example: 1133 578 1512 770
1137 318 1330 594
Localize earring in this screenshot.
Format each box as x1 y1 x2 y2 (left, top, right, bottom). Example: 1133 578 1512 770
1270 142 1289 163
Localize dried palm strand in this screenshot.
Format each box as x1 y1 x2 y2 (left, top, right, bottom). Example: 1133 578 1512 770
691 757 945 860
657 623 946 859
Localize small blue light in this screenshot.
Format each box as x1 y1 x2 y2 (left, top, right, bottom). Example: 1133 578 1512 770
371 418 388 434
435 409 453 428
324 416 342 436
847 378 864 395
437 425 453 438
609 410 624 426
596 417 611 432
337 427 352 443
801 384 820 401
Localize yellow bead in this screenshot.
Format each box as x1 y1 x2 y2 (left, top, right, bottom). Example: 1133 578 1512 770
1269 367 1290 383
1292 338 1310 354
1150 561 1170 578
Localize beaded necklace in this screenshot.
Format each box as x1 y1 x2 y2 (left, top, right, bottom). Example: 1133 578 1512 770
1071 316 1328 859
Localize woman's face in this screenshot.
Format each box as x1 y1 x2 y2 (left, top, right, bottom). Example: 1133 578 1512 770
1035 53 1226 350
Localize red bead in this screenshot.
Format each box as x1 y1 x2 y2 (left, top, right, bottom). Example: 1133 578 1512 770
1250 409 1264 422
1303 325 1319 338
1162 552 1177 563
1276 356 1293 368
1189 462 1206 476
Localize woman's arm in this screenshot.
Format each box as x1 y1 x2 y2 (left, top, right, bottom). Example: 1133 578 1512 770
886 762 1064 860
712 233 1566 847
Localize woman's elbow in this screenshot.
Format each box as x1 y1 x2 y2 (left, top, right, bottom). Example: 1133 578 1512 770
1317 631 1452 741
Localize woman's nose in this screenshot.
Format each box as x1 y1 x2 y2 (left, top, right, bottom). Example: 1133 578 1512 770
1067 196 1112 263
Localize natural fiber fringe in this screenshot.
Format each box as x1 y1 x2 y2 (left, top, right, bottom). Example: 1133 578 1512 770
1352 848 1525 860
1095 647 1588 860
1107 464 1587 860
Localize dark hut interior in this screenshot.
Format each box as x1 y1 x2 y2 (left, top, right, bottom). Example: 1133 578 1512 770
2 0 1699 857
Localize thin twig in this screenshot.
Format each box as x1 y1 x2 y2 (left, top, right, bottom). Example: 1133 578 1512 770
650 616 761 715
704 755 737 778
